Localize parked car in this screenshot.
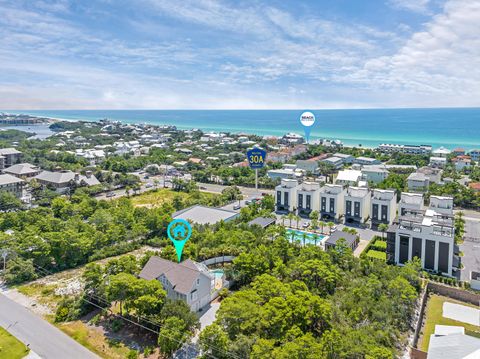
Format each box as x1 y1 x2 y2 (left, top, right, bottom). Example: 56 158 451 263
199 186 207 190
106 192 115 198
145 183 153 188
302 221 310 228
245 200 252 205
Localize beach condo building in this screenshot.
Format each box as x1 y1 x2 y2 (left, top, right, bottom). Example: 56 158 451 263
377 144 432 155
387 195 457 277
344 187 371 226
296 181 320 217
275 178 299 212
407 172 429 192
319 184 346 221
0 148 22 169
354 156 381 166
371 189 397 229
361 165 389 184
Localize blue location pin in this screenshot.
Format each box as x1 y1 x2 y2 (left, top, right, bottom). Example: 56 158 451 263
300 111 316 143
167 219 192 262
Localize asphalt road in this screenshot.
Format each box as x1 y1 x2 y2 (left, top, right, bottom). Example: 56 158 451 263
0 294 98 359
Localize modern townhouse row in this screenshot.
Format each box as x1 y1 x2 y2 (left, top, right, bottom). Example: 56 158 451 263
275 179 397 228
275 179 457 276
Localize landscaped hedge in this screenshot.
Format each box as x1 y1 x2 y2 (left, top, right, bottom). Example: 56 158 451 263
366 250 387 261
369 240 387 252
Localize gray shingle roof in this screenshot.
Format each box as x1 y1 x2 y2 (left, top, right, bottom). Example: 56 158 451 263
428 333 480 359
248 217 276 228
34 170 100 186
139 256 211 295
0 148 22 155
0 174 24 186
4 163 40 175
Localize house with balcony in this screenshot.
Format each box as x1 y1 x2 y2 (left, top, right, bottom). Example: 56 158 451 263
0 174 25 198
319 184 345 221
296 181 320 217
407 172 429 192
275 178 298 212
429 156 447 168
398 192 424 216
333 153 354 164
344 187 371 225
0 148 22 169
361 165 389 184
354 156 381 166
371 189 397 229
431 146 451 158
321 156 344 170
386 195 457 277
468 149 480 162
139 257 213 312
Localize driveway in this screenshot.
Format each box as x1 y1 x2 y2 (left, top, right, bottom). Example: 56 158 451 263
0 294 98 359
459 214 480 281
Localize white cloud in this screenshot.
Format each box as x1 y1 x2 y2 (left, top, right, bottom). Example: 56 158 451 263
389 0 431 14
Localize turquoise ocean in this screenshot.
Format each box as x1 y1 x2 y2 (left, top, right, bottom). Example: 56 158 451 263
3 108 480 150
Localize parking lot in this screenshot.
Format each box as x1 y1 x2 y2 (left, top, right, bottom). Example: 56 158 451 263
459 213 480 281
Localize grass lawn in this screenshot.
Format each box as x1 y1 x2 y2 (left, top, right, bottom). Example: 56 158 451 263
419 294 480 351
130 188 218 207
0 327 29 359
57 321 131 359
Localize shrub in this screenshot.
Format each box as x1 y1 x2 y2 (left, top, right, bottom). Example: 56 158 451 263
55 297 81 322
143 347 154 356
127 350 138 359
218 288 229 300
366 250 387 261
109 318 124 333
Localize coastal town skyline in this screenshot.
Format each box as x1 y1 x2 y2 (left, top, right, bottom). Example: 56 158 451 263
1 0 479 110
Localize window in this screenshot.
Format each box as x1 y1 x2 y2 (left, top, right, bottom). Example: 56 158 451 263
346 200 352 216
354 201 360 217
284 192 289 206
329 198 335 213
276 191 281 204
321 197 326 212
372 204 379 220
197 278 200 285
298 194 303 208
381 205 388 221
306 195 311 210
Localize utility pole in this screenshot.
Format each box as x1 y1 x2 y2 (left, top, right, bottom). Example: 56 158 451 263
255 168 258 193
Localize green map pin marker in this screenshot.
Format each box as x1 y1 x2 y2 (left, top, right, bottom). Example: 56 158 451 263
167 219 192 262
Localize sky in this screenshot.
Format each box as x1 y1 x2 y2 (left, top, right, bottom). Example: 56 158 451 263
0 0 479 110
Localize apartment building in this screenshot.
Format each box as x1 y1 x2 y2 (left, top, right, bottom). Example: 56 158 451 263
297 181 320 217
0 174 25 198
0 148 22 169
377 144 432 155
387 195 456 276
275 178 299 212
371 189 397 229
319 184 346 221
344 187 371 225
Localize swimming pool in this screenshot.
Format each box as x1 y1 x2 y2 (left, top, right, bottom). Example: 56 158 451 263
210 268 224 279
286 229 326 246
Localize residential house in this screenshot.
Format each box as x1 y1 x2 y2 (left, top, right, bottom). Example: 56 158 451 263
295 159 319 175
371 189 397 229
452 148 465 156
354 156 381 166
387 195 457 276
335 170 362 186
333 153 354 164
139 257 213 312
319 184 346 221
0 148 22 169
398 192 424 216
429 156 447 168
267 168 298 180
417 166 443 184
173 205 239 225
0 174 24 198
427 325 480 359
407 172 429 192
432 147 451 158
34 170 101 193
468 149 480 162
361 165 389 184
3 163 41 178
296 181 320 217
275 179 299 212
452 156 472 171
322 156 344 170
344 187 371 225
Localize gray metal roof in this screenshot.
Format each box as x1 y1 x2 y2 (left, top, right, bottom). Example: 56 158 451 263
248 217 276 228
4 163 40 175
173 205 238 225
0 148 22 155
34 170 100 186
325 231 357 246
428 333 480 359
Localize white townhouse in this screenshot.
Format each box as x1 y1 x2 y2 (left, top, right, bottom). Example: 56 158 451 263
398 192 424 217
387 195 456 277
296 181 320 217
275 178 299 212
344 186 371 225
407 172 429 192
371 189 397 229
319 184 346 222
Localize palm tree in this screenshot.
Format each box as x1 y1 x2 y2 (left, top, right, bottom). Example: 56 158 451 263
302 233 307 247
287 213 295 228
281 215 287 226
319 221 326 234
314 234 319 246
125 186 131 198
378 223 389 239
327 222 335 235
295 215 301 229
153 179 159 190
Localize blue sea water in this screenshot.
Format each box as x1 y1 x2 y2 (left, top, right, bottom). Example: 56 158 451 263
3 108 480 149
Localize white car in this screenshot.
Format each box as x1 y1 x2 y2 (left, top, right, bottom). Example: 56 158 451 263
145 183 153 188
